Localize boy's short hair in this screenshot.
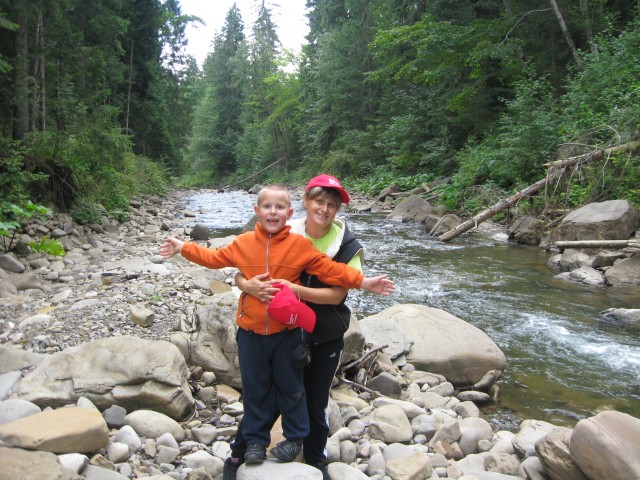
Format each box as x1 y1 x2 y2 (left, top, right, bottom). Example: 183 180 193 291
257 184 291 206
303 186 342 210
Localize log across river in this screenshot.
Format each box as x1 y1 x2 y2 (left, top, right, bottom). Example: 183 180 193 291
183 189 640 430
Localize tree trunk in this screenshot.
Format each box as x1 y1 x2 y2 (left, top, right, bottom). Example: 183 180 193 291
549 0 582 66
554 240 639 250
125 40 133 134
543 141 640 170
13 0 29 140
35 4 45 131
579 0 598 55
437 177 550 242
502 0 528 69
438 141 640 242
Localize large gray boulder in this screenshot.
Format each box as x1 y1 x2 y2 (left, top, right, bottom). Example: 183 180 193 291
570 410 640 480
535 427 588 480
360 304 506 387
548 199 639 244
170 291 241 388
508 215 547 246
604 255 640 286
387 195 445 223
10 336 194 419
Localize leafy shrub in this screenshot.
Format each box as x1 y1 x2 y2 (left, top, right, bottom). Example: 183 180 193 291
68 201 107 225
562 19 640 145
349 165 435 196
0 139 47 206
29 237 65 256
0 201 51 251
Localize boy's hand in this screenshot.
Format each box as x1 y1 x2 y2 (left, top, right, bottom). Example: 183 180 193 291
159 237 185 258
361 274 395 296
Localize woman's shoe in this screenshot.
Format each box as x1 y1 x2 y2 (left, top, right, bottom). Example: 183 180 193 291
222 457 242 480
307 462 330 480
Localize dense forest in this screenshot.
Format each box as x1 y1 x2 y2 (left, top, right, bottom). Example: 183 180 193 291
1 0 639 241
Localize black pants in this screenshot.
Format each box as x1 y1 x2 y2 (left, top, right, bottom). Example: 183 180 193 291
303 336 344 464
231 335 343 463
234 328 309 447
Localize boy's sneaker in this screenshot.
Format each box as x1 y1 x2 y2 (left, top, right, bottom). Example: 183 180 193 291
270 438 302 462
307 462 330 480
222 457 242 480
244 443 267 464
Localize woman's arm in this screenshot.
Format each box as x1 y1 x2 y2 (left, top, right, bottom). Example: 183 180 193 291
235 272 348 305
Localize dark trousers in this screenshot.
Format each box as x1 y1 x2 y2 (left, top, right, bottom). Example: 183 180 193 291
233 328 309 448
231 335 343 464
303 336 343 464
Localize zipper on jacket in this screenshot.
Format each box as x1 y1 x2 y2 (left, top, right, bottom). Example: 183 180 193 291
239 292 247 318
333 305 349 330
265 233 271 334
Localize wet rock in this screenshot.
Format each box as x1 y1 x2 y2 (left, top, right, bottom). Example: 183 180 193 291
604 255 640 286
601 307 640 325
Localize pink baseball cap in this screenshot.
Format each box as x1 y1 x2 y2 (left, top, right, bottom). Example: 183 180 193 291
305 174 351 204
267 284 317 333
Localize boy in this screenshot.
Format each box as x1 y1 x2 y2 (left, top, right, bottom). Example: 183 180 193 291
159 185 393 466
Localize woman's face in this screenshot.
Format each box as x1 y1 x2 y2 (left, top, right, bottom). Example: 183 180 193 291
303 192 339 230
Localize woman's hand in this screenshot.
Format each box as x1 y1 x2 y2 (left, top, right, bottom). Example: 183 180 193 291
361 274 395 296
159 237 185 259
235 272 282 303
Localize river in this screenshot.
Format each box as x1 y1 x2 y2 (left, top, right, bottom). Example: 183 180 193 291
182 189 640 431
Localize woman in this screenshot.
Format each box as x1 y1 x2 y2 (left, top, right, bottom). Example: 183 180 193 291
223 174 382 480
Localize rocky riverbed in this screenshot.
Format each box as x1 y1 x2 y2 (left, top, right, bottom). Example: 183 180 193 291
1 189 639 480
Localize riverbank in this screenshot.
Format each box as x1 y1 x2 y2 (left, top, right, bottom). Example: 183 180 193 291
1 188 640 480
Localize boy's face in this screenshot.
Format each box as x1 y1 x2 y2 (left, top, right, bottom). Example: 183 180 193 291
254 189 293 234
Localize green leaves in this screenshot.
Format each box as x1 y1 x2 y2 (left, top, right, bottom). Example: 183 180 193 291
29 237 65 257
0 200 52 251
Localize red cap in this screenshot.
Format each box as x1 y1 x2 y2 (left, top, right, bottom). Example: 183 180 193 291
305 174 351 204
267 284 316 333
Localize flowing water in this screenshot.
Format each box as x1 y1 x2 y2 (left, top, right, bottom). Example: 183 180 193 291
183 190 640 430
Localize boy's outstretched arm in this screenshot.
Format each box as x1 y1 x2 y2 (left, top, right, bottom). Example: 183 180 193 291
159 237 185 259
361 274 395 296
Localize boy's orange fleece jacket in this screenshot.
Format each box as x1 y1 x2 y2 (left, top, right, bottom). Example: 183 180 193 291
181 223 364 335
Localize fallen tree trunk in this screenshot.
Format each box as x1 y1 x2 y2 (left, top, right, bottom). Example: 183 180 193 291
437 177 549 242
438 141 640 242
553 240 639 250
543 141 640 169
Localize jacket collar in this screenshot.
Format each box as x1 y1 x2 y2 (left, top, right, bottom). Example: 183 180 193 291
255 222 292 240
288 217 346 259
